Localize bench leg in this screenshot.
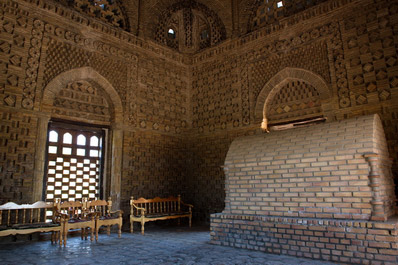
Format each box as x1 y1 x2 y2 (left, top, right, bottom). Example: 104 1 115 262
107 225 111 236
95 226 99 241
61 224 67 246
141 220 145 235
130 221 134 233
90 227 94 242
118 222 122 238
189 215 192 227
52 231 60 244
63 230 68 247
58 230 63 246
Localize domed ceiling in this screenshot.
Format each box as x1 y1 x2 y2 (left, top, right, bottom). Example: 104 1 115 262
53 0 332 52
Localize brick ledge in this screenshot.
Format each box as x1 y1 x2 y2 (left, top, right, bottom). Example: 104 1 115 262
211 213 398 229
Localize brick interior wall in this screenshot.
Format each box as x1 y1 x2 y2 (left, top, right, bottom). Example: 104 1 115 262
0 110 37 202
187 0 398 223
121 130 188 216
0 0 397 233
0 0 190 209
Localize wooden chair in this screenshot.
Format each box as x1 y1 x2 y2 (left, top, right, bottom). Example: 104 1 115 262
54 199 95 245
87 197 123 241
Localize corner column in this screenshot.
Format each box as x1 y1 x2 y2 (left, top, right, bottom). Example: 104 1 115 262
364 153 386 221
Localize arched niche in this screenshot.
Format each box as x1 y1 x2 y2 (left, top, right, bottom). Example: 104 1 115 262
33 67 124 209
254 67 334 131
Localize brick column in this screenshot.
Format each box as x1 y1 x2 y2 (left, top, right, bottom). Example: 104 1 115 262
364 153 386 221
111 128 123 211
33 115 50 201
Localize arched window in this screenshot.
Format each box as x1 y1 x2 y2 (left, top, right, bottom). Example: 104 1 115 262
90 136 99 147
200 29 209 40
49 130 58 142
77 135 86 146
63 133 72 144
168 28 176 39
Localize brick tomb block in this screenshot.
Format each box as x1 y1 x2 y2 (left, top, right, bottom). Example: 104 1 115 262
211 115 398 263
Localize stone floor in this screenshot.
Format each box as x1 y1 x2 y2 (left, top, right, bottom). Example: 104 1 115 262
0 225 336 265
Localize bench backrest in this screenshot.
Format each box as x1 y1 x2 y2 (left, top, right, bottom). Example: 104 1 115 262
0 201 54 226
130 196 181 215
55 199 88 219
87 197 112 216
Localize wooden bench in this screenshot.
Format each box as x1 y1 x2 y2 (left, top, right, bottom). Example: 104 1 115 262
130 195 193 235
54 199 95 246
0 201 67 245
87 197 123 240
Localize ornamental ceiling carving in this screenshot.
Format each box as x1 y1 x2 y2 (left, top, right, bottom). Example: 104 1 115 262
52 0 332 47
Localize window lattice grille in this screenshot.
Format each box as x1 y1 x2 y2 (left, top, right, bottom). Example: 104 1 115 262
45 126 104 202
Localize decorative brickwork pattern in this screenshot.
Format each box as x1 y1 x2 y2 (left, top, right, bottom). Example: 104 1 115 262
0 3 30 109
0 110 37 203
249 0 329 32
55 0 129 30
0 0 192 207
192 56 240 133
267 80 323 124
137 57 189 134
52 80 112 123
253 67 332 126
43 39 128 109
248 38 330 102
22 19 43 110
343 1 398 106
0 1 397 252
121 131 187 214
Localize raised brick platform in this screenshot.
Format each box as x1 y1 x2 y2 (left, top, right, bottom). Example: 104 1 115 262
210 214 398 264
211 115 398 264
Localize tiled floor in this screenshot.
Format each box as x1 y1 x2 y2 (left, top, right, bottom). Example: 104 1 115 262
0 225 336 265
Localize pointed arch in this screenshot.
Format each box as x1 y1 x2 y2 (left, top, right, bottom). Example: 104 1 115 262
34 67 123 209
254 67 332 124
41 67 123 125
